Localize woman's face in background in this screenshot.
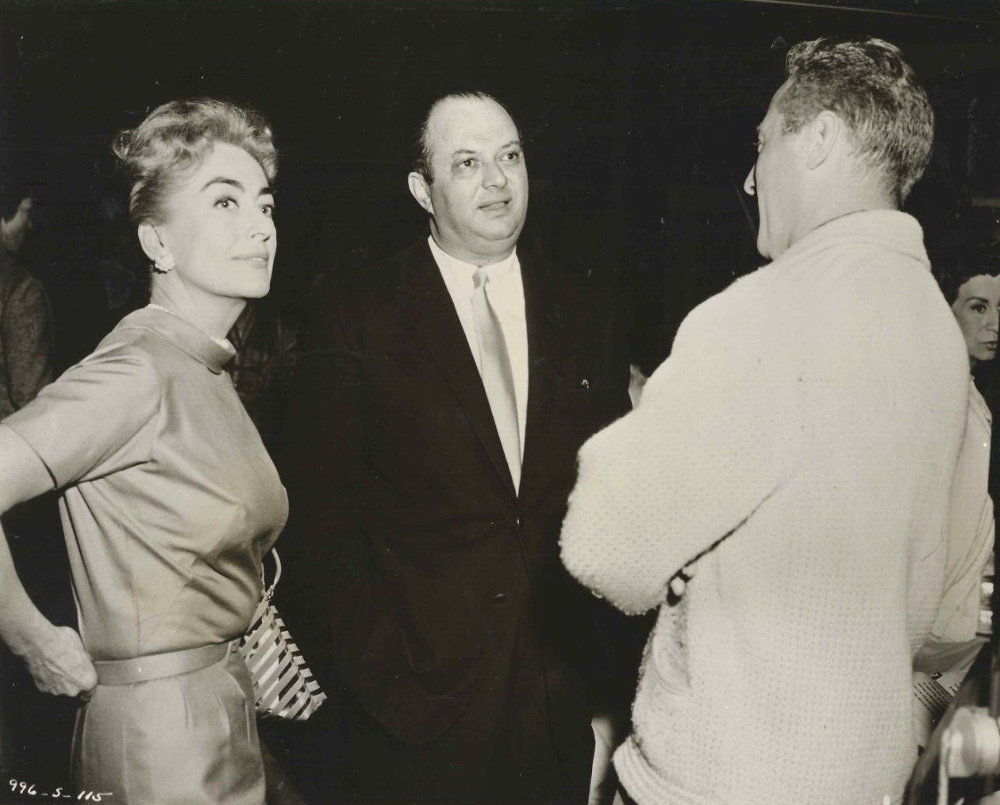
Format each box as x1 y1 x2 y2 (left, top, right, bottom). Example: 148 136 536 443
952 274 1000 366
156 141 276 304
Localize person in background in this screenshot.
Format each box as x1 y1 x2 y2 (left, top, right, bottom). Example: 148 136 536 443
916 243 1000 681
561 36 968 805
0 176 60 784
0 97 286 805
0 181 53 420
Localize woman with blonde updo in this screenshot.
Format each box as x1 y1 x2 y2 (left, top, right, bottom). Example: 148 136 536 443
0 98 285 804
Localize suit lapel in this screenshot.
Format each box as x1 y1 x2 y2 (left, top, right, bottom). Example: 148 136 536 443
519 250 558 500
399 240 517 498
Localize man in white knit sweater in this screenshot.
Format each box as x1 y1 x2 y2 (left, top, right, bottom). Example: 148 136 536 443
561 37 969 805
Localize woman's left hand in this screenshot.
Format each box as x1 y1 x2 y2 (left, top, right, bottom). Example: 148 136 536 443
21 624 97 698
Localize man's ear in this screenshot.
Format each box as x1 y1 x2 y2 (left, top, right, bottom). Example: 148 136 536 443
805 110 842 170
407 172 434 215
138 222 171 266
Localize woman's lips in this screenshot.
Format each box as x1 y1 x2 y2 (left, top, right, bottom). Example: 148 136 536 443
234 254 270 266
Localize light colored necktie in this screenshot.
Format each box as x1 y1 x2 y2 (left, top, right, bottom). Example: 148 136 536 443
472 267 521 490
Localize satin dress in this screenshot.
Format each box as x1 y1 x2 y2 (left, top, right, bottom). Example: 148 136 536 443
4 306 288 805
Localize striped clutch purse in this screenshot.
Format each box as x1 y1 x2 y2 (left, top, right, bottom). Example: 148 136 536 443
239 549 327 720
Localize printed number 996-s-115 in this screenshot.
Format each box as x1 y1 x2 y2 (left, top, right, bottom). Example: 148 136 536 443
9 780 112 801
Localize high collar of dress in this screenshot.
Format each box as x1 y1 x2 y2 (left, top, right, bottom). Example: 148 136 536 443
123 306 235 374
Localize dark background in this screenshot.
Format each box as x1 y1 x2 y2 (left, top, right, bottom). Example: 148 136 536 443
1 0 998 375
0 0 998 800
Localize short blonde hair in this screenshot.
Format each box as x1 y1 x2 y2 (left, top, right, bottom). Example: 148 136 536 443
113 97 278 225
778 37 933 204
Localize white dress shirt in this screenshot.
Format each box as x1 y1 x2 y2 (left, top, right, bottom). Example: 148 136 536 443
428 236 528 460
431 237 609 795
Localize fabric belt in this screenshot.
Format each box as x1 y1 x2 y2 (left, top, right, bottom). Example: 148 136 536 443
94 640 237 685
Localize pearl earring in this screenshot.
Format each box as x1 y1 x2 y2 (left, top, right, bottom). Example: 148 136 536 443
153 255 174 274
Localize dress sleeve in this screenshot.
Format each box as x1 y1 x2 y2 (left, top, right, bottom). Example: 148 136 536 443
2 346 161 488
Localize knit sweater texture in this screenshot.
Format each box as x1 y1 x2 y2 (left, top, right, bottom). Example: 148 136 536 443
561 211 969 805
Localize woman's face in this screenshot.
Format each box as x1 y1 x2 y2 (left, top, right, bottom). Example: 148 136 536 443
156 141 276 303
951 274 1000 365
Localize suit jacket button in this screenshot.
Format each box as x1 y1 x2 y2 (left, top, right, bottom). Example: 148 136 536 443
493 593 508 605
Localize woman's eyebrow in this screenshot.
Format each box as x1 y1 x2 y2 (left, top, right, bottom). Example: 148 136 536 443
199 176 244 192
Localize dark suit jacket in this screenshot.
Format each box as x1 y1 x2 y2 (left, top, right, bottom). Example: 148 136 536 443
281 238 631 753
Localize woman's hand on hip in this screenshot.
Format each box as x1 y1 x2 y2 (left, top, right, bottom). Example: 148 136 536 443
22 624 97 698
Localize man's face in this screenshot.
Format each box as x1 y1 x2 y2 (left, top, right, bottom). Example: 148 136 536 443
411 96 528 266
1 197 34 253
743 82 805 261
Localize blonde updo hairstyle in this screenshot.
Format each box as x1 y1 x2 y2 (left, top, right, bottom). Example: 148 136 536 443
113 97 278 226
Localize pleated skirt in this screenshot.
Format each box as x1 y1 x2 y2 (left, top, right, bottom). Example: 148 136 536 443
72 647 265 805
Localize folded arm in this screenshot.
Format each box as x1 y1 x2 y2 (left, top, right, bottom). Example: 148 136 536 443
561 334 801 614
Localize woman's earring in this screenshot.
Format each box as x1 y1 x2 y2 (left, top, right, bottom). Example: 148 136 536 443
153 255 175 274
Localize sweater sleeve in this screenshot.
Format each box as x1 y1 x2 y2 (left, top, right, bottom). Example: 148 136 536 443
561 297 803 615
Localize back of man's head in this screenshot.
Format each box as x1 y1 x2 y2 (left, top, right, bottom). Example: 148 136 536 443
777 37 933 205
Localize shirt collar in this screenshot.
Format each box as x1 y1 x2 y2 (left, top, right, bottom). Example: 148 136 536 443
777 210 928 268
118 306 236 374
427 236 519 287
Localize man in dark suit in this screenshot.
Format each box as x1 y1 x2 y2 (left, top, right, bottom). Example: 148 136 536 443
282 91 631 804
